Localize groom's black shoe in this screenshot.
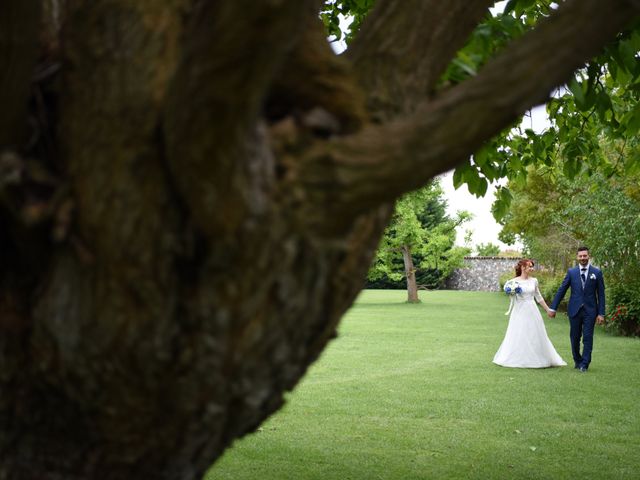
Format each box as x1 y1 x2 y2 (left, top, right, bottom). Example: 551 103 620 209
578 366 587 373
574 363 580 369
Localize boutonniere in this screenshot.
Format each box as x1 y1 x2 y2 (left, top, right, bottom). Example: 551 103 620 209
589 273 596 280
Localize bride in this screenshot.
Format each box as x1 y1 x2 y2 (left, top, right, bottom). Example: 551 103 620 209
493 259 566 368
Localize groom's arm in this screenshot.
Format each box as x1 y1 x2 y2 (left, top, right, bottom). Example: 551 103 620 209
550 271 571 311
597 270 606 317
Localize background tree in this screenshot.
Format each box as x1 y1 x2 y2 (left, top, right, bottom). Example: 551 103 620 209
367 182 470 302
1 0 639 478
497 161 640 334
496 166 578 270
475 242 501 256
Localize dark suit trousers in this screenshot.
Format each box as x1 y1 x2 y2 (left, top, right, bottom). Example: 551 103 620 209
570 307 596 368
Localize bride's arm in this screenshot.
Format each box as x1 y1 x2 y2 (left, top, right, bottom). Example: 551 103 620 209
534 278 552 314
537 297 552 314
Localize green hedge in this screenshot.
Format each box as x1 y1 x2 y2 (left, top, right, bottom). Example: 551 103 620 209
605 280 640 336
536 271 567 311
366 268 443 290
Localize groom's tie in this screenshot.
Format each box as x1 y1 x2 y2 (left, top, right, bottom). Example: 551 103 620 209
581 268 587 288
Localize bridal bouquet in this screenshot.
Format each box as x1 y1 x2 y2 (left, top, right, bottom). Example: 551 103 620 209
504 280 522 296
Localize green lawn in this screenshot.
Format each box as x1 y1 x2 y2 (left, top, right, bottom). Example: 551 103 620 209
206 290 640 480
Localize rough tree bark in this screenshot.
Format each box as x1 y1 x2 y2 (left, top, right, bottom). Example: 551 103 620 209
1 0 638 478
401 246 419 303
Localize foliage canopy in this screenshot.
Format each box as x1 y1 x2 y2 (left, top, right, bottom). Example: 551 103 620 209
322 0 640 216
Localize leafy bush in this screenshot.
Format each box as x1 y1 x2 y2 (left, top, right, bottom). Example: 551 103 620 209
535 270 567 311
365 268 444 290
604 280 640 336
365 276 403 290
498 270 514 289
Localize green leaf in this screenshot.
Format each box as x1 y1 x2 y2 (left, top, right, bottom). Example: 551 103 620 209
623 102 640 135
473 145 490 168
452 166 465 189
473 177 489 197
463 166 488 197
583 84 598 111
507 155 522 173
479 161 502 182
491 187 512 222
453 162 476 190
562 157 581 179
568 77 588 112
624 149 640 175
619 40 638 75
595 91 614 123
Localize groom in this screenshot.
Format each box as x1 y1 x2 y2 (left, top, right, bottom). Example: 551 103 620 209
548 246 605 372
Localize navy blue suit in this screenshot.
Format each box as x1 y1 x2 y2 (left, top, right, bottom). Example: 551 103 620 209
550 265 605 369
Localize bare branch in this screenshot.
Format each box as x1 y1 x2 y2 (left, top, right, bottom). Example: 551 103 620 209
164 0 321 237
347 0 495 120
299 0 640 232
0 0 42 148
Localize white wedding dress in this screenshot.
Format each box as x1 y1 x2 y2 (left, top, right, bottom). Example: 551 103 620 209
493 277 567 368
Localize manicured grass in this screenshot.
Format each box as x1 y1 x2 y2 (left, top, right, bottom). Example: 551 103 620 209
206 290 640 480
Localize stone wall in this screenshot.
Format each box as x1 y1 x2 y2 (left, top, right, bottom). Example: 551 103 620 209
445 256 523 292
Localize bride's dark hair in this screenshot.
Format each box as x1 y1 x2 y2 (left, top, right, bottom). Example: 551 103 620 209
515 258 534 276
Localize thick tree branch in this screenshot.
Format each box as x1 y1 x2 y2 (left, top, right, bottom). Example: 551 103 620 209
299 0 640 232
61 1 186 260
266 14 367 133
56 2 190 370
164 0 321 237
0 0 41 148
346 0 495 120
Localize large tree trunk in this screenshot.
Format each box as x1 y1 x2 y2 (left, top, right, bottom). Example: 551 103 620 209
402 246 420 303
1 0 638 478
